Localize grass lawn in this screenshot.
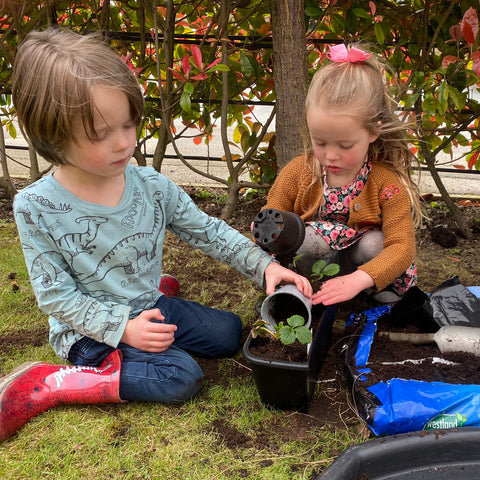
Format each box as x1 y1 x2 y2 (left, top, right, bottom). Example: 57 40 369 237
3 186 478 479
0 218 366 480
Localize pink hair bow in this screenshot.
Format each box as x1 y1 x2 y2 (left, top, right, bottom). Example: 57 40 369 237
327 44 370 63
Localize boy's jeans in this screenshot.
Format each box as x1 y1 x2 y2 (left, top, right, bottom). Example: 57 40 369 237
67 295 242 404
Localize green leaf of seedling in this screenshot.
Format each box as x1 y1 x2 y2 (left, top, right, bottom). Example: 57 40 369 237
295 326 313 345
292 253 305 269
322 263 340 277
279 326 296 345
287 315 305 328
312 259 327 276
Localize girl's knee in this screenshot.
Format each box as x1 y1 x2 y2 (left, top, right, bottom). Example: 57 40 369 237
299 224 332 257
349 229 384 265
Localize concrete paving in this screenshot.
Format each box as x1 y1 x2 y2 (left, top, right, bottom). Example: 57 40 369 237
3 123 480 199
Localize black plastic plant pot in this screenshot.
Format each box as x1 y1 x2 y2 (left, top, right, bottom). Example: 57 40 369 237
243 305 336 414
243 333 311 412
252 208 305 256
317 427 480 480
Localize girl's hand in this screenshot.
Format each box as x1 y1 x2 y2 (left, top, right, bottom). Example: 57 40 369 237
312 270 374 305
120 308 177 352
264 262 313 297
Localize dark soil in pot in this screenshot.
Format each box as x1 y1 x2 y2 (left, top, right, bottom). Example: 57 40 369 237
248 336 308 363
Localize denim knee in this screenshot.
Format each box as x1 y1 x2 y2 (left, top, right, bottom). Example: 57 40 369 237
217 313 242 356
68 336 115 366
155 295 243 358
118 344 204 404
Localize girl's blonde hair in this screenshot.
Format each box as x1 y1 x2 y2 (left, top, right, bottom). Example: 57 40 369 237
303 44 423 227
12 28 144 166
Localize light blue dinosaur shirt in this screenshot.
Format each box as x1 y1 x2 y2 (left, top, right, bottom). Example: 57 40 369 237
13 165 273 360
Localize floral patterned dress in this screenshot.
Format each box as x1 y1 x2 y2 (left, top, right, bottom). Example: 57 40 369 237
307 160 417 295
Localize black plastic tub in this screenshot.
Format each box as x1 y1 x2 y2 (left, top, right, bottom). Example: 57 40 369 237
243 332 311 411
318 428 480 479
243 305 336 413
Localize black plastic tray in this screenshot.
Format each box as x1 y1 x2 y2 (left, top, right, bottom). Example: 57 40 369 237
318 428 480 479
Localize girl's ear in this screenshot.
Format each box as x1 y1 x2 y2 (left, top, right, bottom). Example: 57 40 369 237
369 121 381 143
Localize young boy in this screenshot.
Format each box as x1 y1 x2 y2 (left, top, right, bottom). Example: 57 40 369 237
0 28 311 441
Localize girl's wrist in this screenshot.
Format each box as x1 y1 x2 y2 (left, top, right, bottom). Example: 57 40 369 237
351 269 375 290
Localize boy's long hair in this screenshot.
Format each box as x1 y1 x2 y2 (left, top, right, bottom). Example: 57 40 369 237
12 28 144 166
302 44 423 227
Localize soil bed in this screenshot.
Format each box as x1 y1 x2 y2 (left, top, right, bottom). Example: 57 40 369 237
366 333 480 385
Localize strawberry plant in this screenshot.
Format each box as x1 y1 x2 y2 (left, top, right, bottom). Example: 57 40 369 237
292 254 340 283
251 314 312 345
310 259 340 282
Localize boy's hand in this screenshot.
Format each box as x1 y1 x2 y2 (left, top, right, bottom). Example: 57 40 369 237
312 270 374 305
120 308 177 352
264 262 313 297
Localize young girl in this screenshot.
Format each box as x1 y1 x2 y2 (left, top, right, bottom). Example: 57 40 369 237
0 28 311 441
263 43 423 306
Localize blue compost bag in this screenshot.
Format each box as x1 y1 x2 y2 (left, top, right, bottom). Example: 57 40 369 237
345 283 480 437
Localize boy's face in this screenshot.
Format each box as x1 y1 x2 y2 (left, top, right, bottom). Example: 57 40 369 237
64 85 136 179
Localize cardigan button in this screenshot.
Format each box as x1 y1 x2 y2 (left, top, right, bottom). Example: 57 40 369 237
353 203 361 212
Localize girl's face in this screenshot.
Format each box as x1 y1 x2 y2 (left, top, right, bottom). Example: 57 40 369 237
64 85 137 181
307 105 378 187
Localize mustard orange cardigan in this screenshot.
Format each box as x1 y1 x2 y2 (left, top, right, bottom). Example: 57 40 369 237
264 155 416 291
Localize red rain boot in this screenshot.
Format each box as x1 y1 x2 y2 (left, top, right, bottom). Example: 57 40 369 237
0 349 123 441
159 274 180 297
